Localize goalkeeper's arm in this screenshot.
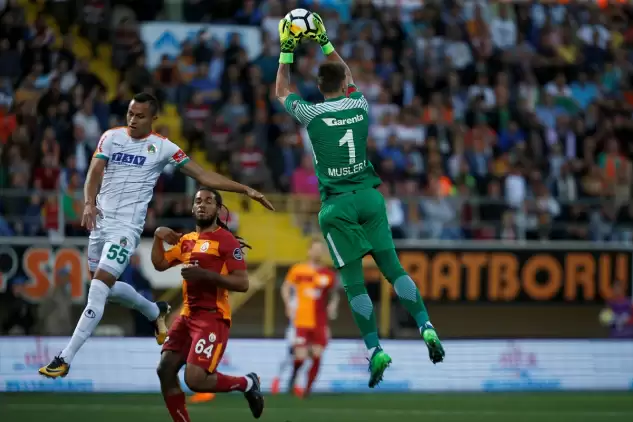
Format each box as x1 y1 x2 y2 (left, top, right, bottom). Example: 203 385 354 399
275 62 292 105
312 13 354 86
323 50 354 86
276 18 296 105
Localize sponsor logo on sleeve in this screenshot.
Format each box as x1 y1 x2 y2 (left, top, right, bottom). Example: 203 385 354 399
233 248 243 261
171 149 188 164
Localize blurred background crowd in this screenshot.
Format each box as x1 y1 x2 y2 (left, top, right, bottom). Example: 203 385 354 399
0 0 632 340
2 0 633 243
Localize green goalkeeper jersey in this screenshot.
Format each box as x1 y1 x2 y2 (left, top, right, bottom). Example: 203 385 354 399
284 86 382 201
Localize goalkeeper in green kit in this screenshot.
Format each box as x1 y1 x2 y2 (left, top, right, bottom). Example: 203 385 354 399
275 14 445 388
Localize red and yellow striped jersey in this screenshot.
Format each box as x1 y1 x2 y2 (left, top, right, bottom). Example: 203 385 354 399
164 228 246 321
286 263 336 329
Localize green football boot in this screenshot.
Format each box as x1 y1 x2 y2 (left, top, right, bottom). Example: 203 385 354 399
368 348 392 388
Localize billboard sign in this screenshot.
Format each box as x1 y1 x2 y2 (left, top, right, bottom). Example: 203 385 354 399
1 337 632 393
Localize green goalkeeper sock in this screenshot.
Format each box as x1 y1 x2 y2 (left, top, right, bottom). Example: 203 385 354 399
373 249 430 330
339 258 380 350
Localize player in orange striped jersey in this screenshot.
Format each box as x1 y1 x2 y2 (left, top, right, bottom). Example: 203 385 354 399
152 187 264 420
279 239 340 398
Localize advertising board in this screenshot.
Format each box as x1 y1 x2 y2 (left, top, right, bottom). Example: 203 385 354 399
140 23 263 69
1 337 631 393
1 239 631 299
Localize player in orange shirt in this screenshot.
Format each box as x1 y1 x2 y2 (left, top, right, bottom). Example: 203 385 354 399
279 239 339 398
152 187 264 421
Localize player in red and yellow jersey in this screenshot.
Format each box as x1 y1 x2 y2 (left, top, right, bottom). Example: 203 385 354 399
152 187 264 421
280 239 339 398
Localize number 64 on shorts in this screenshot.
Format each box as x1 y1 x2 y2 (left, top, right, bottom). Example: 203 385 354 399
195 338 215 358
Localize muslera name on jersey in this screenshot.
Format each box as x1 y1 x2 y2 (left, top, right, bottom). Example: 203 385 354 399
327 159 367 177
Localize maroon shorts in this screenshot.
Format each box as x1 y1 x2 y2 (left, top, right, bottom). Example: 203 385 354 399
162 312 230 373
295 325 329 348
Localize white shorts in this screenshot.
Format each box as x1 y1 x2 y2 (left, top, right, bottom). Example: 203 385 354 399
285 324 296 346
87 217 140 278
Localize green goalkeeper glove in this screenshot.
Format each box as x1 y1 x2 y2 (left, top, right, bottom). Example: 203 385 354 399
278 18 297 64
312 13 334 55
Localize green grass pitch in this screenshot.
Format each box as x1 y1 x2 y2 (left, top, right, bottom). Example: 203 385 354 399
2 392 632 422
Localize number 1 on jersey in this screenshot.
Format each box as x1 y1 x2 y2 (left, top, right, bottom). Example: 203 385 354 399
339 129 356 165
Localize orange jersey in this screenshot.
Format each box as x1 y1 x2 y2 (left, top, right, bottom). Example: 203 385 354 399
164 228 246 321
286 263 336 329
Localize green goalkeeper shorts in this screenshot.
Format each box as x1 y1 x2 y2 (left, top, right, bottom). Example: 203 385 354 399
318 187 394 269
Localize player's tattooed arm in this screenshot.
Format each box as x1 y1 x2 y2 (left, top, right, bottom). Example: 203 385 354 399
180 266 249 293
275 63 293 105
180 159 250 193
180 160 274 210
81 157 106 230
84 157 105 205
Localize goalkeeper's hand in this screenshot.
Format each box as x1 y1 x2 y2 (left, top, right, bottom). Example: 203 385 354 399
278 18 298 54
312 12 330 46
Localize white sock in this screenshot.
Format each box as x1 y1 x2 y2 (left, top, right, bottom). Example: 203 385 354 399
109 281 160 321
245 375 254 392
60 279 110 363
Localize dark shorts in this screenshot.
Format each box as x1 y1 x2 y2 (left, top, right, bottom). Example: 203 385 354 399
162 312 230 373
295 326 329 348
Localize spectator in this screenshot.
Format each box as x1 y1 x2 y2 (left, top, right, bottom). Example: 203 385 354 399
468 73 495 110
395 110 425 146
0 38 21 81
578 14 610 49
232 133 268 192
598 138 627 184
421 177 460 240
570 71 599 111
505 166 526 209
601 280 633 338
467 4 493 60
291 154 318 199
551 162 578 203
1 283 36 335
189 63 218 105
445 26 473 72
291 154 319 234
220 92 249 131
535 93 563 129
33 152 60 191
182 91 210 151
153 55 180 103
490 3 517 51
37 268 72 335
109 82 131 120
125 55 152 94
17 193 41 236
498 121 525 153
379 183 405 240
73 100 101 148
531 181 561 239
0 97 16 145
80 0 107 57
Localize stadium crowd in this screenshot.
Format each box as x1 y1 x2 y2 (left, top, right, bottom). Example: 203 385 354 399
1 0 633 242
